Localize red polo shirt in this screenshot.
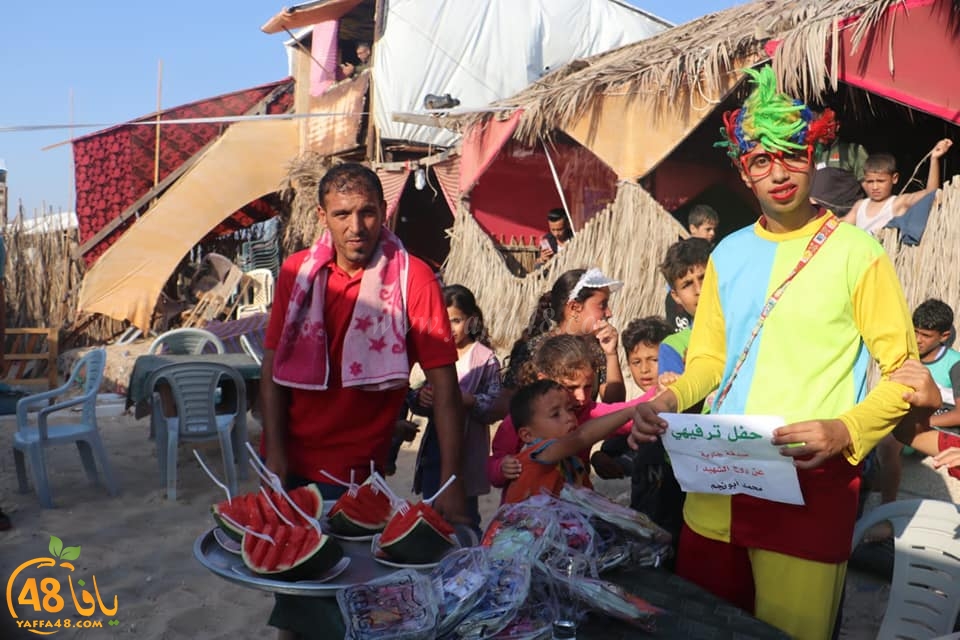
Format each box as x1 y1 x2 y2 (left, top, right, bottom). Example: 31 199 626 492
265 251 455 482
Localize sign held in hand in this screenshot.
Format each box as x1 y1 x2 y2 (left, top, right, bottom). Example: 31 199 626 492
659 413 804 505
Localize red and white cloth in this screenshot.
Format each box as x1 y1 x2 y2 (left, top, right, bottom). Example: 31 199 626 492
272 227 410 390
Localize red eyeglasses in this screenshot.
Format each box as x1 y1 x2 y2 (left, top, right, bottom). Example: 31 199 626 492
739 146 813 179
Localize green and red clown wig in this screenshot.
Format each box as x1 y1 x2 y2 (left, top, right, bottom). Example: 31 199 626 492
717 65 838 160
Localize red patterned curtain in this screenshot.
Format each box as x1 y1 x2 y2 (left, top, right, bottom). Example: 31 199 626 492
431 159 460 215
376 168 410 220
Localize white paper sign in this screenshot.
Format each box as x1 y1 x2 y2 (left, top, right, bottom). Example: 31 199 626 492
659 413 804 506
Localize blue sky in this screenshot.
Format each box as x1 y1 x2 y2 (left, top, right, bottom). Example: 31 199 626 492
0 0 745 217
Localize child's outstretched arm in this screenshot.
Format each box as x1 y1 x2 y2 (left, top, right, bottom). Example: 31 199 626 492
535 407 635 465
896 138 953 213
925 139 953 192
930 434 960 471
899 428 960 471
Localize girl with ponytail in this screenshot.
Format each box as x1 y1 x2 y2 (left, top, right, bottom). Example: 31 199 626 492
503 268 626 403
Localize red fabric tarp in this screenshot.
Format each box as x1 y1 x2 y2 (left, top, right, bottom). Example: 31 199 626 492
469 141 618 245
835 0 960 124
375 167 411 220
72 79 294 265
459 111 523 194
766 0 960 124
432 159 460 216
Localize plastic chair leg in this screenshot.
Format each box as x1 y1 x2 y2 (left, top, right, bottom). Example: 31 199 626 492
76 440 100 486
218 428 238 498
88 434 119 497
28 446 54 508
165 430 179 501
149 396 164 441
156 423 168 487
232 418 249 480
13 448 30 494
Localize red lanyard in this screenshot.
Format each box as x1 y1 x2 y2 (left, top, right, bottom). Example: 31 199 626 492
713 214 840 411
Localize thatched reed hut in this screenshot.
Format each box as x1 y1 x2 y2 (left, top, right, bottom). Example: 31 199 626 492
432 0 960 354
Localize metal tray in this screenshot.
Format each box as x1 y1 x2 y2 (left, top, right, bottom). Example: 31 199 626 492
193 527 400 597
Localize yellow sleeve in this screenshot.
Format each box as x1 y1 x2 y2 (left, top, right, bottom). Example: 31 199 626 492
839 253 918 464
670 259 726 410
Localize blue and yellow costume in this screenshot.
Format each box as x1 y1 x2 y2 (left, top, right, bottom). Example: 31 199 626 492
668 66 917 640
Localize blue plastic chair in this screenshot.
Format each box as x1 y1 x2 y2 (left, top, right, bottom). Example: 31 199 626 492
147 362 247 500
13 348 118 508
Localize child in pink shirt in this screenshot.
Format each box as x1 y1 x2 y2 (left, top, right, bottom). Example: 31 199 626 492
488 334 654 496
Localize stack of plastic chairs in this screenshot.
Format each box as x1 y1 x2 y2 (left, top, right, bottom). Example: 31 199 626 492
239 225 279 278
235 268 275 319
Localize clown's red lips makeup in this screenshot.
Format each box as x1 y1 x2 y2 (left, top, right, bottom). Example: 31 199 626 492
769 184 798 202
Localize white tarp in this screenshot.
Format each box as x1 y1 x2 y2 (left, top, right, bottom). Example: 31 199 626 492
373 0 670 147
10 210 78 234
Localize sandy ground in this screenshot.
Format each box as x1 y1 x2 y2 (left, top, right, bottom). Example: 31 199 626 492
1 407 958 639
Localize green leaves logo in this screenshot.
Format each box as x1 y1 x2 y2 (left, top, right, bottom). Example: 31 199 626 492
48 535 81 561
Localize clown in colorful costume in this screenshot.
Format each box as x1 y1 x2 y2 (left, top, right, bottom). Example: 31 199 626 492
630 66 917 640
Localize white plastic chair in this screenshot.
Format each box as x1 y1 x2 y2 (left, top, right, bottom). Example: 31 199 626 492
235 268 274 319
147 362 247 500
852 499 960 639
148 328 225 355
244 268 274 307
12 348 119 508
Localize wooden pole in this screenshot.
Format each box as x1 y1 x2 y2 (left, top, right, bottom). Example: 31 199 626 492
154 59 163 189
365 0 384 163
68 88 75 215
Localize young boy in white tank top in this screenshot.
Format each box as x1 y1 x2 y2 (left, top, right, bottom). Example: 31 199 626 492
841 138 952 233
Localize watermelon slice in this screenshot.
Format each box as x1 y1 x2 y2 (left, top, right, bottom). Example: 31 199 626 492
327 482 393 537
212 484 323 542
241 523 344 581
378 502 456 564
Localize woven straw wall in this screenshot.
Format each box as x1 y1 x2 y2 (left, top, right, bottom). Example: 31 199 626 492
879 176 960 315
867 177 960 387
444 180 685 359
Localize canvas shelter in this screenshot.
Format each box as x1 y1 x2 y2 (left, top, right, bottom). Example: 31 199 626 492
75 80 295 332
265 0 672 253
262 0 671 151
436 0 960 352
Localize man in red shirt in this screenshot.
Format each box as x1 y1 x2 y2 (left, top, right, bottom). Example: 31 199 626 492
261 163 465 639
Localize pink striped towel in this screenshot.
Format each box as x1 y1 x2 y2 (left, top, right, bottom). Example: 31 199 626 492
272 227 409 390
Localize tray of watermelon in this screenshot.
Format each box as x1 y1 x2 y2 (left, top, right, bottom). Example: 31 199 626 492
193 472 464 597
